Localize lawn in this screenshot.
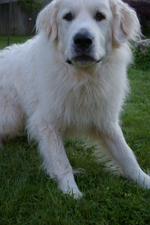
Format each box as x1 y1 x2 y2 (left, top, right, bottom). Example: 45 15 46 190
0 36 32 49
0 36 150 225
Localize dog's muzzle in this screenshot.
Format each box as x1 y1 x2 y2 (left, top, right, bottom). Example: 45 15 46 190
74 32 93 51
66 30 102 66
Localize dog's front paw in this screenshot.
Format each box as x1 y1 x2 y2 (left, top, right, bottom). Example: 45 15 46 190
58 173 82 199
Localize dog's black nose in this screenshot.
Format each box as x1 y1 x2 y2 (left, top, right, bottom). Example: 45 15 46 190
74 32 93 50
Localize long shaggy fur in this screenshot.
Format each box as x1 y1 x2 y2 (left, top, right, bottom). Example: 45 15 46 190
0 0 149 199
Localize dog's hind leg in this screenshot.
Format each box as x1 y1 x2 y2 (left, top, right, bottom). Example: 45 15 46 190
27 115 82 199
98 124 150 189
0 94 24 145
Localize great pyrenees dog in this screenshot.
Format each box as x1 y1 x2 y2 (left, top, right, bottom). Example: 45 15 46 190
0 0 150 198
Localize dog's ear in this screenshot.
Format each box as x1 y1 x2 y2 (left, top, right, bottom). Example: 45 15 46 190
111 0 141 44
36 0 61 41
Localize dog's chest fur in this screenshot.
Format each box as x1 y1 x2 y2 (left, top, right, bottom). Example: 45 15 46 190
44 70 116 133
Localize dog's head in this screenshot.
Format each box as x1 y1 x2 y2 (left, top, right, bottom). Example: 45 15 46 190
36 0 140 67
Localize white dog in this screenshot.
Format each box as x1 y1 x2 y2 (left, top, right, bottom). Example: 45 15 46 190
0 0 150 199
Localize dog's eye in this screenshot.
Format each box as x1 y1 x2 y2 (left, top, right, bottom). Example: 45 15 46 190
95 12 105 21
63 13 73 21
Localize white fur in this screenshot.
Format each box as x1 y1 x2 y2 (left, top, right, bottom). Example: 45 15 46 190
0 0 149 199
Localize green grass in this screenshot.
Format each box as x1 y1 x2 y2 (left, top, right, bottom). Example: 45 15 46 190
0 36 32 49
0 36 150 225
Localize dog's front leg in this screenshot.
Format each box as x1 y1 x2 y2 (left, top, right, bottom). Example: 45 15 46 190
99 124 150 189
39 128 82 198
28 118 82 199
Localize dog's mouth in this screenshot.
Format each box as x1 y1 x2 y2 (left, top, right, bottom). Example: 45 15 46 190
66 54 102 66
